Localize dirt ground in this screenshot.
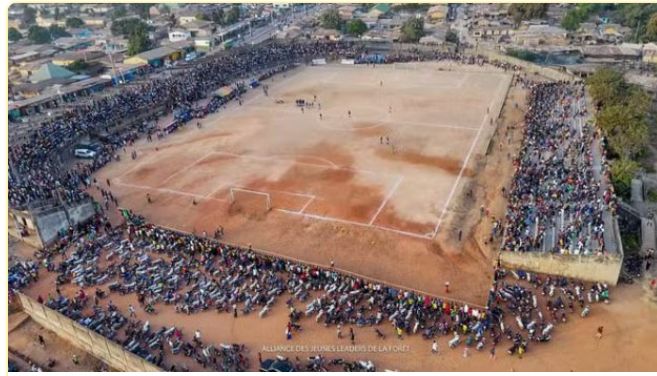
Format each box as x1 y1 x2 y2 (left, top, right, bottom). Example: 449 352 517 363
92 63 512 304
21 264 657 372
8 312 107 371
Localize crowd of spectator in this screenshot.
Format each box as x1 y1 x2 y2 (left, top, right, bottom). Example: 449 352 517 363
501 82 615 254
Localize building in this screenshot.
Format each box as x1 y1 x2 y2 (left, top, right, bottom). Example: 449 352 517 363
169 29 192 43
28 63 75 84
182 19 216 37
426 4 448 23
471 20 515 40
581 43 642 63
513 25 569 47
194 38 216 52
51 50 105 66
53 37 94 51
79 16 107 28
338 5 357 20
123 41 194 67
368 4 391 19
643 43 657 65
35 16 65 27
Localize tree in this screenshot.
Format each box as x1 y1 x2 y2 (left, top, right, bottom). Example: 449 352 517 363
596 103 648 159
225 6 240 25
508 3 549 26
110 4 127 20
160 5 171 14
9 27 22 42
610 158 641 199
54 6 60 21
561 9 583 31
130 4 153 20
27 25 52 44
48 25 71 39
446 30 459 44
345 19 367 36
320 8 342 30
127 27 150 56
66 59 90 73
196 12 209 21
586 67 626 107
22 6 37 25
65 17 85 28
111 18 148 37
401 17 425 43
646 13 657 41
211 8 225 25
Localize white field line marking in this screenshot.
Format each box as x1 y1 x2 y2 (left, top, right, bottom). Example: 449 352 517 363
372 224 433 240
212 151 398 178
368 176 404 225
159 152 214 186
297 196 316 214
431 75 510 239
269 154 339 168
116 181 228 202
204 181 234 199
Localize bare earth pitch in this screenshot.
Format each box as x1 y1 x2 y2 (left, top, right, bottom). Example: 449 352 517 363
94 63 512 304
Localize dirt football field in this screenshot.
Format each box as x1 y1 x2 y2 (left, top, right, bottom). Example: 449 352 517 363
94 63 512 304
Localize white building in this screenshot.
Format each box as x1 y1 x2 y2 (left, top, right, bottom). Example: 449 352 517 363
168 30 192 43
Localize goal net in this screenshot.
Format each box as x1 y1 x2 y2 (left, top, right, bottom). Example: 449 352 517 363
229 188 272 213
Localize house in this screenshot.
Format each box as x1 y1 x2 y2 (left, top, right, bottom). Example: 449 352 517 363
574 22 600 45
368 4 391 19
28 63 75 84
313 28 341 41
643 43 657 65
471 19 515 40
426 4 448 23
35 16 65 27
95 37 128 53
177 9 199 25
53 37 94 51
581 43 643 63
419 34 444 45
51 50 105 66
182 19 216 37
194 38 216 52
79 16 106 28
599 23 630 44
123 41 194 67
338 5 357 20
169 29 192 43
513 25 569 47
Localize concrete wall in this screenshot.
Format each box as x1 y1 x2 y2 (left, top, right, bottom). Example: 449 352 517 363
33 200 97 246
34 210 69 246
16 293 161 372
473 49 580 82
499 251 622 285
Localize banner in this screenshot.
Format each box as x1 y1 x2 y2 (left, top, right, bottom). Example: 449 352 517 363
341 59 355 65
312 58 327 65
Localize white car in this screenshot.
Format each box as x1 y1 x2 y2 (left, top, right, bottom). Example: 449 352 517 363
74 148 97 159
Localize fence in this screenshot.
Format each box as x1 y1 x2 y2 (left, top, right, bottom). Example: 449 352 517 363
15 293 161 372
471 48 580 83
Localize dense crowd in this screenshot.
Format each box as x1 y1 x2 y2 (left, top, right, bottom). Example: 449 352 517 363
8 41 364 210
501 82 615 254
8 42 614 369
14 212 610 369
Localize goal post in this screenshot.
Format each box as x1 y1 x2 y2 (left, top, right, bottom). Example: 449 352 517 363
229 187 272 211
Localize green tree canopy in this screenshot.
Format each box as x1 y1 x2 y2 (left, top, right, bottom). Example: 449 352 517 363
66 59 90 73
110 4 128 20
508 4 549 26
196 12 209 21
610 158 641 199
27 25 52 44
446 30 459 44
127 26 150 56
48 25 71 39
54 6 61 21
320 8 342 30
225 6 241 25
22 6 37 25
345 19 367 36
9 27 22 42
111 18 149 37
586 67 627 107
646 13 657 41
65 17 85 29
211 8 225 25
400 17 425 43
